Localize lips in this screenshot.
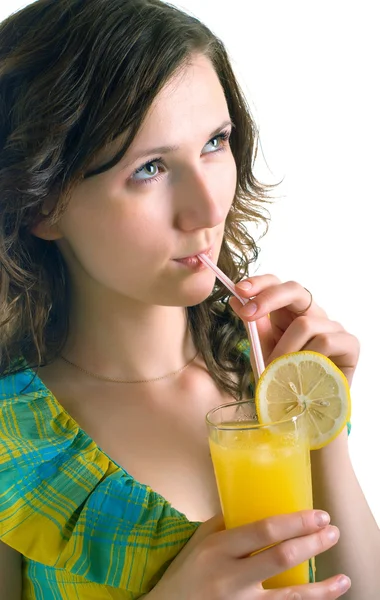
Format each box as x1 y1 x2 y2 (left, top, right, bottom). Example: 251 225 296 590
173 246 213 271
175 246 213 261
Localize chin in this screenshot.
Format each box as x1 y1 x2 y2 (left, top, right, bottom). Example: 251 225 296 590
157 274 215 308
179 272 216 307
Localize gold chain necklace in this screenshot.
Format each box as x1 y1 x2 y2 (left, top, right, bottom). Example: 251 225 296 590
60 350 200 384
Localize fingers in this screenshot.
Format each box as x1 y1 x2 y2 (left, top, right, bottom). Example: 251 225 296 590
234 278 327 320
230 279 359 384
239 523 339 585
268 575 352 599
303 331 360 385
267 319 359 385
212 510 335 558
265 317 344 361
158 511 348 600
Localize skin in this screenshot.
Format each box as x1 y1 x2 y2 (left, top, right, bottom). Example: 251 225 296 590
30 53 379 599
36 54 236 382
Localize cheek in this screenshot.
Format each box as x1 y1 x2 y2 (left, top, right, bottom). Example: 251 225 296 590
229 155 238 194
218 152 237 210
58 199 169 286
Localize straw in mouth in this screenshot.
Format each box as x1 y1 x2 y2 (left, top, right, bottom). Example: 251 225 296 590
197 253 265 383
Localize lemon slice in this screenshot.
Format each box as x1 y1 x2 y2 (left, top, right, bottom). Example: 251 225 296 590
255 351 351 450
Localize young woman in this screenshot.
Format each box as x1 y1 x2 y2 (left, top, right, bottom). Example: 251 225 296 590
0 1 378 598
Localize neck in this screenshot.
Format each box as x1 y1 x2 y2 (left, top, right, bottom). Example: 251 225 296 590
62 291 196 383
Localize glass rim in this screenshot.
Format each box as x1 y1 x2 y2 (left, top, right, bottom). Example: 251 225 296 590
205 400 307 431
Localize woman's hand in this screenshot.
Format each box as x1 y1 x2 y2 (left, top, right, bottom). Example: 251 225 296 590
147 510 351 599
230 275 360 386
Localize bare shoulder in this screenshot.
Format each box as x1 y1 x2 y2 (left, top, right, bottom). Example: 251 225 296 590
0 541 22 599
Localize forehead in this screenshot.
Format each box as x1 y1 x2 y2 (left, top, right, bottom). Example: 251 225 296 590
88 54 229 171
139 53 229 138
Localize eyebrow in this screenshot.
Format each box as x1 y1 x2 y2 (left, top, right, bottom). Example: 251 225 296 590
122 119 234 167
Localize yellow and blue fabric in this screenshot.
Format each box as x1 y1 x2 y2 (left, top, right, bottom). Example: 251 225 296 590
0 342 349 598
0 366 201 599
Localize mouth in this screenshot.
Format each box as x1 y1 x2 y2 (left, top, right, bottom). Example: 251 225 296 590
173 246 213 270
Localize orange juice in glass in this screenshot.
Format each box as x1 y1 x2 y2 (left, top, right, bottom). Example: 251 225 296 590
207 401 314 588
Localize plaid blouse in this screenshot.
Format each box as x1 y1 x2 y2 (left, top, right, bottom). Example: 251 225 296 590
0 365 206 599
5 341 349 597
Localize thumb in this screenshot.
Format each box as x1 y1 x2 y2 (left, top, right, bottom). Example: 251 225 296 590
186 514 225 550
229 297 273 365
162 514 225 576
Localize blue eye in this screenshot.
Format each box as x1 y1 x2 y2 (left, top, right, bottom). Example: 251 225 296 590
130 129 231 186
132 160 162 183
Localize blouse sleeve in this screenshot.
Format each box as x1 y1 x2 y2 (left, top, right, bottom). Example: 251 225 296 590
0 369 199 596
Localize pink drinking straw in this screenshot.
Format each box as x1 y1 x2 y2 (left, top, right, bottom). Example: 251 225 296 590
197 253 265 384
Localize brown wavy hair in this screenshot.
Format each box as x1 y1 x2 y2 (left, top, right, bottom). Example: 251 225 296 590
0 0 276 398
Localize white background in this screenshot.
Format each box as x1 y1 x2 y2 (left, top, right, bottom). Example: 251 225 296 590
2 1 379 524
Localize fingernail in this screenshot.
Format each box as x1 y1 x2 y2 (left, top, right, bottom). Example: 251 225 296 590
240 302 257 317
337 576 351 592
236 281 252 291
315 511 330 527
326 525 339 541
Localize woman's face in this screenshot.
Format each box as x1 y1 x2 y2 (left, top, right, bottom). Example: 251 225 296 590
51 54 237 308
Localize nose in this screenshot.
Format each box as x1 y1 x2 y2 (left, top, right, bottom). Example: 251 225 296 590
174 165 227 231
